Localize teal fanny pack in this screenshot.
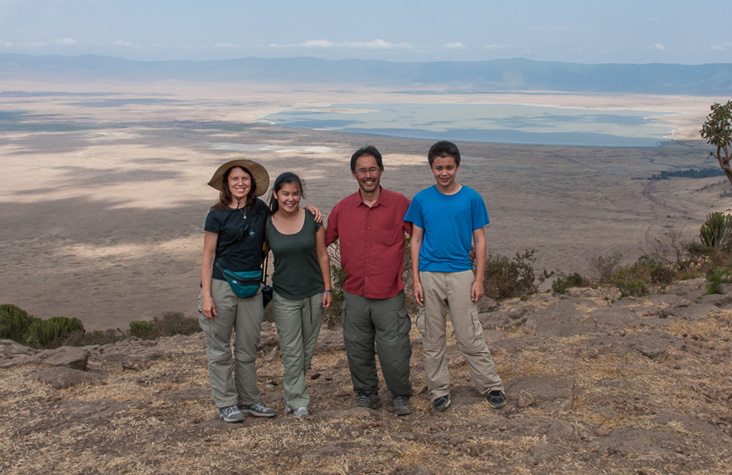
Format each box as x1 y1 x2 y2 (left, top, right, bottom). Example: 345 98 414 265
220 267 262 299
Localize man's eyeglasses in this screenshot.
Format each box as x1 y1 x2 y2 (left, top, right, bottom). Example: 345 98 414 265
355 167 381 176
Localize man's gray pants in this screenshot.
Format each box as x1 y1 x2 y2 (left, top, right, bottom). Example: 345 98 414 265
342 291 412 398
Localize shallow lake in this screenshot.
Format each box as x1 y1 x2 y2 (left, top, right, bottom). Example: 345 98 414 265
265 102 671 147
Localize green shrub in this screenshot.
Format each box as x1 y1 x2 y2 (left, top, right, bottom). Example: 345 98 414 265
0 304 38 342
401 237 420 315
325 242 347 326
706 267 732 295
153 311 200 336
63 329 127 346
610 271 649 297
485 249 538 300
600 255 680 298
590 253 623 283
25 316 85 349
130 312 200 340
700 212 732 250
649 263 677 285
129 320 156 339
552 273 590 294
649 228 695 271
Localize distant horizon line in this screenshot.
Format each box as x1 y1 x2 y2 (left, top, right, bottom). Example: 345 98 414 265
2 52 731 67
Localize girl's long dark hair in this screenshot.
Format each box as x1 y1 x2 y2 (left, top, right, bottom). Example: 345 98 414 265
212 166 257 210
269 172 304 214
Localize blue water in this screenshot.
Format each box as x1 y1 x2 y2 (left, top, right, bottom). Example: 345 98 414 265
265 103 671 147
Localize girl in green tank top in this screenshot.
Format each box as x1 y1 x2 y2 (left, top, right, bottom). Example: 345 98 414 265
266 172 331 417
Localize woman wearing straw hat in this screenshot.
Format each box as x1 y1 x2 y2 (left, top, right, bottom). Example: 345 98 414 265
199 158 277 422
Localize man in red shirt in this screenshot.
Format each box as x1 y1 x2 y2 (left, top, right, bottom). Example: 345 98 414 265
326 145 413 416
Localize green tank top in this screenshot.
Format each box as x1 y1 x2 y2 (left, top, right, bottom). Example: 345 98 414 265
265 211 325 300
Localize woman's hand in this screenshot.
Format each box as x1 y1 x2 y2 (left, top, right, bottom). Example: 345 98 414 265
322 289 332 308
201 295 217 319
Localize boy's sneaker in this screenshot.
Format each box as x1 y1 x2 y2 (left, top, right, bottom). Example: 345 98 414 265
486 390 507 409
292 407 309 418
239 402 276 418
355 392 382 409
219 405 245 423
392 396 412 416
432 394 452 412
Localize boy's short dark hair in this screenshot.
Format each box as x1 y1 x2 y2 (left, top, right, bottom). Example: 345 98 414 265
350 145 384 172
428 140 461 167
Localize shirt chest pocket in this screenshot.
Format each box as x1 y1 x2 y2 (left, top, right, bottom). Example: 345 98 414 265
375 226 400 246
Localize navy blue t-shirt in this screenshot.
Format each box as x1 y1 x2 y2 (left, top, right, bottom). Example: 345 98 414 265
204 198 269 280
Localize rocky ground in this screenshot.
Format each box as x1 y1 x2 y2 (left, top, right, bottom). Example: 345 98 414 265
1 279 731 474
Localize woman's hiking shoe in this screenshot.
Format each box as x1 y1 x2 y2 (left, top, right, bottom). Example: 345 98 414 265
239 402 276 417
432 394 452 412
392 396 412 416
219 405 245 423
355 392 382 409
486 390 507 409
292 407 309 418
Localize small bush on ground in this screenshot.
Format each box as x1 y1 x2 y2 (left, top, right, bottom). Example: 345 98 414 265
590 252 623 283
1 305 200 346
0 304 37 342
154 311 200 336
610 269 649 297
24 316 85 349
700 212 732 250
587 252 685 298
678 213 732 287
130 312 200 340
607 256 681 297
649 227 696 271
129 320 155 339
552 272 590 294
484 249 540 300
63 329 127 346
706 267 732 295
325 242 347 327
401 236 421 315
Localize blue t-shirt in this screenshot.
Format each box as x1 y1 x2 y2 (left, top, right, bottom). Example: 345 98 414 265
404 185 490 272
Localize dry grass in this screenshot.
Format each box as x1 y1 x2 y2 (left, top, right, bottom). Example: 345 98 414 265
2 284 732 474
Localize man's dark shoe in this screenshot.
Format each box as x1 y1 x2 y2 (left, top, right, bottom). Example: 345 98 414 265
486 390 507 409
432 394 452 412
392 396 412 416
355 392 382 409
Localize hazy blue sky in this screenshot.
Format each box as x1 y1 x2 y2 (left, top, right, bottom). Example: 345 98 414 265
1 0 730 64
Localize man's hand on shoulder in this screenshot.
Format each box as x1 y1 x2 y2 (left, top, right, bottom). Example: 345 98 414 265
304 205 323 223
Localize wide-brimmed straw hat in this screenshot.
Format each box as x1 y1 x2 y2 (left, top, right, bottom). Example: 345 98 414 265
207 159 270 196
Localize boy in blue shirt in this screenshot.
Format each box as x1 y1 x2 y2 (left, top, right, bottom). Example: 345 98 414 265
405 140 505 412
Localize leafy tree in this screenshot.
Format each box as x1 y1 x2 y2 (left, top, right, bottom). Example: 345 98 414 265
700 100 732 185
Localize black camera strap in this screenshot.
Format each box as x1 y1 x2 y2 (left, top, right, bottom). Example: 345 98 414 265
262 253 269 285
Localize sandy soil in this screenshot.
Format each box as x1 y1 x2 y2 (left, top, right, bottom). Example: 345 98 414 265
0 81 729 330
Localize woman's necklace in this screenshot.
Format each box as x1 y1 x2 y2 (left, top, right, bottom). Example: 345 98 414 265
233 198 249 238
